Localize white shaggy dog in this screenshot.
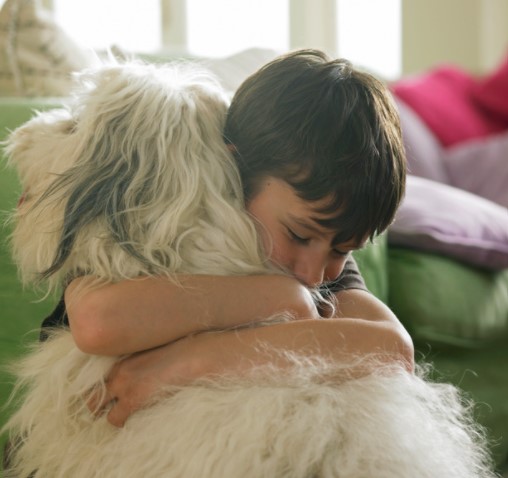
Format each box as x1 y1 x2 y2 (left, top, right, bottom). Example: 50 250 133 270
3 61 497 478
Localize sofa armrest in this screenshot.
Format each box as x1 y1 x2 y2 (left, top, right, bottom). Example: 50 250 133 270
0 97 64 141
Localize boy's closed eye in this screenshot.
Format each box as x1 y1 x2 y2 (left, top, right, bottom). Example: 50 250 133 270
331 248 350 257
286 227 310 245
286 226 350 257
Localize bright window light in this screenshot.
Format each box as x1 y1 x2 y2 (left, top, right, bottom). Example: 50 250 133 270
186 0 289 57
53 0 161 52
337 0 401 79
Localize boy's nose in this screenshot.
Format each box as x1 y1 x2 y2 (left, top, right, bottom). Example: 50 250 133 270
292 250 348 288
293 255 326 288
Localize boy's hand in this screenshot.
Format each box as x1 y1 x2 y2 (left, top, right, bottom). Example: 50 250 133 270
90 303 413 428
89 336 206 427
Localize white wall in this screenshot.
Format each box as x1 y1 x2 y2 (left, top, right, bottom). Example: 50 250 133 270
480 0 508 72
289 0 337 56
401 0 508 75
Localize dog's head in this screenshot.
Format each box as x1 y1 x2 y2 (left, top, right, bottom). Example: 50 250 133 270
8 61 269 293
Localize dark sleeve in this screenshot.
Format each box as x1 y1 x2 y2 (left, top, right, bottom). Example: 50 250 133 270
40 297 69 342
318 255 367 297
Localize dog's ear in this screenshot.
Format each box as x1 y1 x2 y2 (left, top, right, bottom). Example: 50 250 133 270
5 109 76 204
6 108 82 290
10 62 270 290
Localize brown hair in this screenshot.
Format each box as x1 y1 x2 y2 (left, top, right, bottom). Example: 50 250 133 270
224 49 406 245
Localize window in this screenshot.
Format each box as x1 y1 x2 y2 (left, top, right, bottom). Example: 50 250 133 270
336 0 401 79
186 0 289 57
50 0 401 78
53 0 161 52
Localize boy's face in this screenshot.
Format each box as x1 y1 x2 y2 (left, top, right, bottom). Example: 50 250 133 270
246 177 365 288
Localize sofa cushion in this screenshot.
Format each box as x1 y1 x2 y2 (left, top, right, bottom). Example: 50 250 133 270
353 233 388 304
0 146 58 445
443 132 508 209
388 176 508 270
0 0 97 96
424 345 508 467
388 248 508 347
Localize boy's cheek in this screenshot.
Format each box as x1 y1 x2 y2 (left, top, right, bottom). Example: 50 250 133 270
267 240 295 275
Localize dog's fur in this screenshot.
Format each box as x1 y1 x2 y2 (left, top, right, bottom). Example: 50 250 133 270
3 61 496 478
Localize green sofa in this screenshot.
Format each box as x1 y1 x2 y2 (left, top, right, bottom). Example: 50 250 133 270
1 93 508 476
0 99 62 468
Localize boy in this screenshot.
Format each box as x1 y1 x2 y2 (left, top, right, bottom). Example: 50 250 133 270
52 49 413 427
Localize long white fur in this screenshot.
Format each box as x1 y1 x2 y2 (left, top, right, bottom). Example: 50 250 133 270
2 61 497 477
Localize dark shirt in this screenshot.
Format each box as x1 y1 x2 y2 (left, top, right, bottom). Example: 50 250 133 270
322 255 367 295
40 256 367 340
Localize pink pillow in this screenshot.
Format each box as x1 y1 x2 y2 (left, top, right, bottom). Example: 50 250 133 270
471 53 508 123
392 66 506 147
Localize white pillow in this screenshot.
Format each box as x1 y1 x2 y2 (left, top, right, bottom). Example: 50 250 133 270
199 48 280 93
0 0 98 96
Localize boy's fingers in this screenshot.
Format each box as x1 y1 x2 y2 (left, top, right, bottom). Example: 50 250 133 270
86 386 116 416
107 399 132 428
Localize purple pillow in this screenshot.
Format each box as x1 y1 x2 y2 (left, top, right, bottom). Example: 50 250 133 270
443 132 508 209
388 176 508 270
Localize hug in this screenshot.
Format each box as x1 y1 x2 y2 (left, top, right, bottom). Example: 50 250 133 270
2 50 496 477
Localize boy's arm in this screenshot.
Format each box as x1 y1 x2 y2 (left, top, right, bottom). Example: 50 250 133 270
332 288 407 325
331 287 414 361
65 274 319 356
99 296 414 427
